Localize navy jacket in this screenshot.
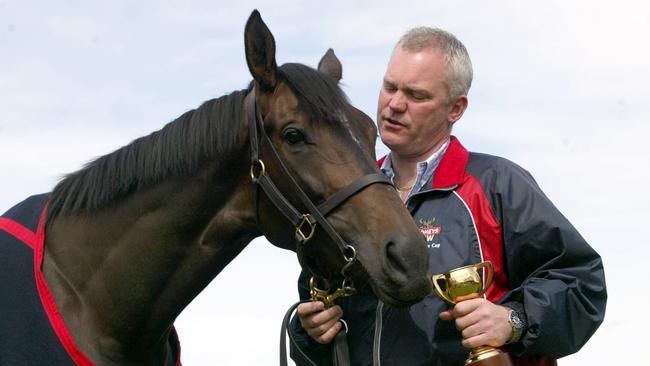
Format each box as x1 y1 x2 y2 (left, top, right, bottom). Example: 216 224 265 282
0 194 181 365
290 137 606 366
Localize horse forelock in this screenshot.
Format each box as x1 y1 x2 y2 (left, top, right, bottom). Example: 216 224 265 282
47 89 249 221
278 63 354 129
278 63 376 151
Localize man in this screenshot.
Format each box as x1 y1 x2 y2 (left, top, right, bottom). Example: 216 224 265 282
290 27 607 365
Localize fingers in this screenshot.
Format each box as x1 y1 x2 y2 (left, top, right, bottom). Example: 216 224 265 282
312 320 342 344
438 299 512 349
437 299 481 323
450 298 481 318
461 331 497 349
439 310 454 321
297 301 325 318
297 302 343 344
453 299 485 331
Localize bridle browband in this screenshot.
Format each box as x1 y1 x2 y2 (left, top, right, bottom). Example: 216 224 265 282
246 87 392 284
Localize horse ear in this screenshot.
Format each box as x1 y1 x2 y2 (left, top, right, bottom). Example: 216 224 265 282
318 48 343 82
244 10 277 90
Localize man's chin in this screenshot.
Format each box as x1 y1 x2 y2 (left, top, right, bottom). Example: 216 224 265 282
379 135 407 152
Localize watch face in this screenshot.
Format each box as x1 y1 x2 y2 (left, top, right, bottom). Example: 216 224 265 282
510 311 525 329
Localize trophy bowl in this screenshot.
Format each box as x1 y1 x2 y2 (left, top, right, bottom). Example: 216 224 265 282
432 261 513 366
432 261 493 304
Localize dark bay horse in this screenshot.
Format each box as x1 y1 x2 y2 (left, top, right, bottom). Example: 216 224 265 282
0 10 431 365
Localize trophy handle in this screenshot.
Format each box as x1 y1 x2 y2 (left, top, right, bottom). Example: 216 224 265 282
477 261 494 297
432 274 455 304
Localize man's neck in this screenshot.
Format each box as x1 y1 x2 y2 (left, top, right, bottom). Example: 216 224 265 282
391 136 450 185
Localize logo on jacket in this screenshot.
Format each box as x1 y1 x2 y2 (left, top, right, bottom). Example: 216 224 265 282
418 217 442 244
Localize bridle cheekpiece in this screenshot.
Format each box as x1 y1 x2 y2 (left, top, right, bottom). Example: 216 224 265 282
246 87 392 301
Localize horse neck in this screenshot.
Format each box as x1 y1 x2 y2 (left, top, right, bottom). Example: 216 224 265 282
42 148 261 364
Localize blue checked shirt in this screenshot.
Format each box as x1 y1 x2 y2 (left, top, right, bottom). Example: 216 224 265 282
380 138 450 200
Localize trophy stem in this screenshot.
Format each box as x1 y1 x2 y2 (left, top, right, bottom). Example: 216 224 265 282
465 346 513 366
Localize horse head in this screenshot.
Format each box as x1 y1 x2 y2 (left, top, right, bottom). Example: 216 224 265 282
242 11 431 307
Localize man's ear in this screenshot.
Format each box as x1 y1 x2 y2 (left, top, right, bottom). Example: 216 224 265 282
448 95 468 125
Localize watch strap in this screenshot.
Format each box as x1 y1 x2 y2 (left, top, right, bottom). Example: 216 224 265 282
504 302 526 344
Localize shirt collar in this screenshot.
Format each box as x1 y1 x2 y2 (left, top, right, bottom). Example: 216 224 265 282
380 137 450 195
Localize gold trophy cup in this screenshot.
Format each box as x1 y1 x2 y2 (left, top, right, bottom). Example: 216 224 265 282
432 261 513 366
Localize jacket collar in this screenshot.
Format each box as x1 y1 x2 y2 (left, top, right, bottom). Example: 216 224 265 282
377 135 469 190
431 136 469 189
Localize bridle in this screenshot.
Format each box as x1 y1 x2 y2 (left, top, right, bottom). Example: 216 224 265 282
247 87 392 291
248 88 387 366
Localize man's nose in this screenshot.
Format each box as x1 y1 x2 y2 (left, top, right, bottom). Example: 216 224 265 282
388 91 407 112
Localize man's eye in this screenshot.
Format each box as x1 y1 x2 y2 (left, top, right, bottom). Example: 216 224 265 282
283 128 306 145
383 84 397 92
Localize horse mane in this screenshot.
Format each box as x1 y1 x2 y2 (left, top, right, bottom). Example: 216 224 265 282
47 63 351 222
47 89 248 221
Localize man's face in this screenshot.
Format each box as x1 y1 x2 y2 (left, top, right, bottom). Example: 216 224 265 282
377 46 459 159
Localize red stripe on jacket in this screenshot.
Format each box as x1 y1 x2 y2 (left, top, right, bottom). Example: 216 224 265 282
454 176 508 302
380 137 509 300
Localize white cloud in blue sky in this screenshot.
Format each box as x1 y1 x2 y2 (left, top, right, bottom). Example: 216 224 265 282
1 1 648 364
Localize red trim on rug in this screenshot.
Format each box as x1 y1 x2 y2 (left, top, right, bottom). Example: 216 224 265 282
0 217 37 249
33 205 96 366
172 326 182 366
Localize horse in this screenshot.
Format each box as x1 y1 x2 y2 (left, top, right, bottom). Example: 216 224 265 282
0 10 432 366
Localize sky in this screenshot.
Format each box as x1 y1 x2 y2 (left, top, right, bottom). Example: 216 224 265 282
1 1 648 364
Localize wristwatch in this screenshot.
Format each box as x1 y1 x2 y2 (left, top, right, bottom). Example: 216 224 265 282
506 306 526 344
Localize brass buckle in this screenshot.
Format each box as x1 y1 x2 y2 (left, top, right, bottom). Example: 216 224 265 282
309 277 357 307
296 214 316 243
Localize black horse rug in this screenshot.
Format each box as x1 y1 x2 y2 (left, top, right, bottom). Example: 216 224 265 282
0 194 181 365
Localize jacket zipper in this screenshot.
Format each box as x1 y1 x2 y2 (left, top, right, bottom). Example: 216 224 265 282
373 300 384 366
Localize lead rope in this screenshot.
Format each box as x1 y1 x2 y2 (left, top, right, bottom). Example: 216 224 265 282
280 257 357 366
331 330 351 366
280 298 352 366
280 300 317 366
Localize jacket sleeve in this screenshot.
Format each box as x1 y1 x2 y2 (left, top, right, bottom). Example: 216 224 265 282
492 161 607 358
289 270 332 365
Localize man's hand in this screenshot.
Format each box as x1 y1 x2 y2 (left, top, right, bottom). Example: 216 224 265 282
297 301 343 344
439 298 512 348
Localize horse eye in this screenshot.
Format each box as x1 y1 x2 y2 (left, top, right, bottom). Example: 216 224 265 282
283 128 306 145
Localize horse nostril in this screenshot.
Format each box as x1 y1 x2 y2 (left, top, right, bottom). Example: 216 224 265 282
385 241 408 276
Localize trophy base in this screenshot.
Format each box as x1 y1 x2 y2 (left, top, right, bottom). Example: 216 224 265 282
465 346 513 366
